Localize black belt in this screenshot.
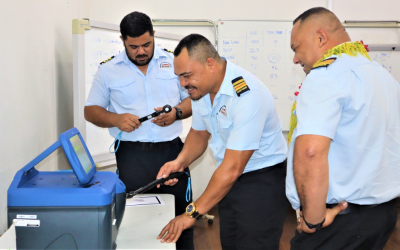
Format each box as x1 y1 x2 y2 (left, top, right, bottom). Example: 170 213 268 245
327 203 378 215
236 159 286 181
300 203 378 215
120 137 180 151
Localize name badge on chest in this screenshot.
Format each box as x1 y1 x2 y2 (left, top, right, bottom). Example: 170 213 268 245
219 105 227 116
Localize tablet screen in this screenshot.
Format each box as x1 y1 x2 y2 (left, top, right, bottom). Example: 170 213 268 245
70 135 92 173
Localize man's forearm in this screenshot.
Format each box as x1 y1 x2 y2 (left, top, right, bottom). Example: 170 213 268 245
176 97 192 119
84 105 118 128
294 136 330 224
177 128 209 167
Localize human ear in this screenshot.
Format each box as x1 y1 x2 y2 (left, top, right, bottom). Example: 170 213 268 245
316 28 328 48
206 58 214 69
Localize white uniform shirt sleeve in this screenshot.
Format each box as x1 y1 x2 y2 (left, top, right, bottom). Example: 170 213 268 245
227 90 270 150
86 67 110 108
296 72 344 139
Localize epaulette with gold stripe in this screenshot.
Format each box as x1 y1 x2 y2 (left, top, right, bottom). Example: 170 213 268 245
164 48 174 53
312 57 336 70
100 56 115 65
232 76 250 97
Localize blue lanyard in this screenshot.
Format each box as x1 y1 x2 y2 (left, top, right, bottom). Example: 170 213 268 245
185 172 191 202
109 131 122 153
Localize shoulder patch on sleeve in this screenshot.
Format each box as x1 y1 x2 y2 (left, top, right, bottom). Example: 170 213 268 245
312 57 336 70
232 76 250 97
100 56 115 65
163 48 174 53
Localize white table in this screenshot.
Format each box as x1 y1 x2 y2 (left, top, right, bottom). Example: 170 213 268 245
0 223 16 249
117 194 176 249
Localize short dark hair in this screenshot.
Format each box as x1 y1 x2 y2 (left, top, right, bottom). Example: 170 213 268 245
174 34 219 62
293 7 333 25
120 11 154 40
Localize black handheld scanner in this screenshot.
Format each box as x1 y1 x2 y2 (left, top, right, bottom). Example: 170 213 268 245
126 171 187 199
138 104 172 123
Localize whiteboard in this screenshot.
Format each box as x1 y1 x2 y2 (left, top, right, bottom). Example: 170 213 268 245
218 20 304 131
370 51 400 83
218 20 400 131
73 20 189 166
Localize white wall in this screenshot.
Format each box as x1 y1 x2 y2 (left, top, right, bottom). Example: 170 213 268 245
1 0 399 232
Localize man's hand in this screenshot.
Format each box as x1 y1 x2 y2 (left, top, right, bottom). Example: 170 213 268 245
156 160 185 188
115 113 141 132
297 201 348 233
157 213 195 243
152 107 177 127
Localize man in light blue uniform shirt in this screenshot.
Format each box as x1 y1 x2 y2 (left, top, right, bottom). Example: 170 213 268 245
287 7 400 249
156 34 288 250
86 41 188 142
189 64 287 174
84 12 193 250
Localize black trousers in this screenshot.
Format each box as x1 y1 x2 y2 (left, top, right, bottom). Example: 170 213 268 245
291 199 397 250
115 138 194 250
219 160 290 250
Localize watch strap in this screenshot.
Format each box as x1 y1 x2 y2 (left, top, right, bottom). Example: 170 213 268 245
174 106 182 120
303 216 325 231
191 211 203 220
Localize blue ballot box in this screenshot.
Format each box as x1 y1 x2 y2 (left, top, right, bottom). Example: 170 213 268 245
7 127 126 250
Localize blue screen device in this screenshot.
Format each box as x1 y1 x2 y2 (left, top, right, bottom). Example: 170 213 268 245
59 127 96 185
20 127 96 186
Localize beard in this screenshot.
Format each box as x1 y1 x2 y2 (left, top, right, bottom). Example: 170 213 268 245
125 43 154 66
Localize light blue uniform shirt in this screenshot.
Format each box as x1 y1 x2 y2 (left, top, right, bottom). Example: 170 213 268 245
86 47 189 142
286 53 400 210
191 59 287 173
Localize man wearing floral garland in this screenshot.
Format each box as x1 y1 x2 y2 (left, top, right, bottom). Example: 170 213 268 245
287 7 400 249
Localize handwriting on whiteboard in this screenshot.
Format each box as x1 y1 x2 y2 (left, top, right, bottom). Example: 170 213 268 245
219 28 304 115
